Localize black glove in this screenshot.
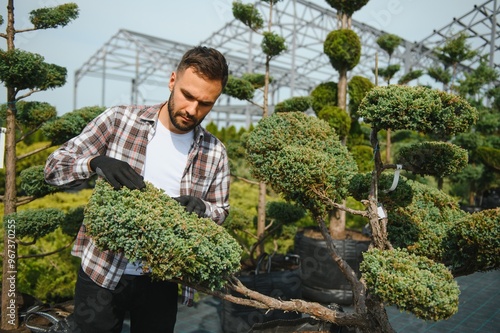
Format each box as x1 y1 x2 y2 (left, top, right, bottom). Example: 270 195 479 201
90 155 145 190
174 195 206 217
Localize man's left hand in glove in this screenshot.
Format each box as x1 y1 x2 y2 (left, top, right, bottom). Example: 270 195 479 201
174 195 206 218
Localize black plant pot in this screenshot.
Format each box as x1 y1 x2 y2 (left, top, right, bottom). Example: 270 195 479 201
294 228 370 305
220 253 302 333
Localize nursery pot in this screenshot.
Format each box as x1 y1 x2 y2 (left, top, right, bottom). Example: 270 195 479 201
294 228 370 305
221 253 302 333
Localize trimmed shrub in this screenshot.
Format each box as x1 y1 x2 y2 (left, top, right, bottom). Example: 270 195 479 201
84 180 242 290
361 248 460 321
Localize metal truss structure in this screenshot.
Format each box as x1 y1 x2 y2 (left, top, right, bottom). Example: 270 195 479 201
74 0 499 128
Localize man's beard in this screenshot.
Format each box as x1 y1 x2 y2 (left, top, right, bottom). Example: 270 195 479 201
167 91 203 132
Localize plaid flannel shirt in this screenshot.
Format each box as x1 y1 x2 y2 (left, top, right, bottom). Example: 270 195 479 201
44 104 230 305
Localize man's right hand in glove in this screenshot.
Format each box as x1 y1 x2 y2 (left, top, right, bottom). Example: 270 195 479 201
89 156 145 190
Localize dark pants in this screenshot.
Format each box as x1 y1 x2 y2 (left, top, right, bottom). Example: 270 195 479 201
71 267 178 333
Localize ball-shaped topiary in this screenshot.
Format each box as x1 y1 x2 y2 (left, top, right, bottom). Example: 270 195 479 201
84 180 242 290
323 29 361 73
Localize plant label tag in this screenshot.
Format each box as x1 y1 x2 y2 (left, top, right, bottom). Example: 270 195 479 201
377 204 386 219
0 128 5 169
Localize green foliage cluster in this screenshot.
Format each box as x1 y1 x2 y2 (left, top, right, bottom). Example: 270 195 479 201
20 165 60 197
16 228 80 303
0 141 56 194
266 201 305 224
350 174 454 258
4 208 64 240
361 248 459 321
232 1 286 59
224 75 255 101
376 34 401 57
475 108 500 134
1 190 90 303
84 180 242 290
457 57 499 97
348 145 373 173
0 101 56 129
245 112 357 214
324 0 369 16
317 105 351 139
358 85 478 137
446 208 500 274
274 96 311 113
398 70 423 85
29 3 79 29
386 178 464 262
0 49 66 90
41 106 105 145
242 73 267 89
376 64 400 84
434 32 476 68
396 142 468 178
477 146 500 170
323 29 361 72
232 1 263 31
428 66 452 85
310 81 337 114
348 75 374 116
261 31 287 58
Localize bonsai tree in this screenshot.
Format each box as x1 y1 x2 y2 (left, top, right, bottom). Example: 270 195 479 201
224 0 286 257
204 85 498 333
433 32 477 92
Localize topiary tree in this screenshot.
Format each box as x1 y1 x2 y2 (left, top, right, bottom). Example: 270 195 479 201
0 3 113 330
432 32 477 92
200 85 498 333
434 45 500 207
324 28 361 113
224 0 287 258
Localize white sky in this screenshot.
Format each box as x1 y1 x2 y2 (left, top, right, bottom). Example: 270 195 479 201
1 0 484 116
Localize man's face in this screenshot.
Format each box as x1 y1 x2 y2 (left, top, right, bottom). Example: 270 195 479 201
164 67 222 134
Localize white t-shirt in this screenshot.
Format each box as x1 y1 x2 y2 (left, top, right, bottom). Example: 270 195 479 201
124 119 193 275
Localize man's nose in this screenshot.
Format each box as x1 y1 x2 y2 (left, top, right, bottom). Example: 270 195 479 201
185 101 198 115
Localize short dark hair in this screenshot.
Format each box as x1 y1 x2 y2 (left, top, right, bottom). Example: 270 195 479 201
177 46 229 89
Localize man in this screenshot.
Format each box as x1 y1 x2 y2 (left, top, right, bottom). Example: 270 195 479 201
44 46 230 333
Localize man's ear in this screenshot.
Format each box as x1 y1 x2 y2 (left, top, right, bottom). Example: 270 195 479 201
169 72 176 91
